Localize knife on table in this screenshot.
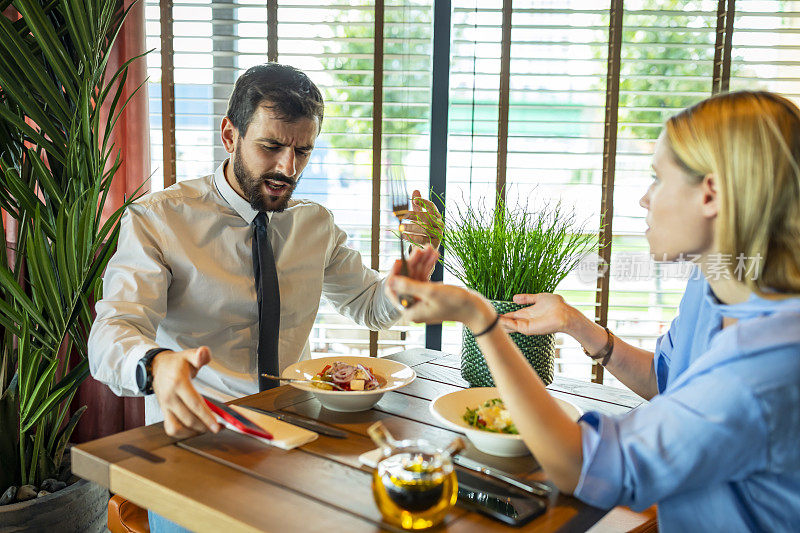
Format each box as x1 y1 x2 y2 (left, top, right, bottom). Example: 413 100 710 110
240 405 348 439
453 455 552 498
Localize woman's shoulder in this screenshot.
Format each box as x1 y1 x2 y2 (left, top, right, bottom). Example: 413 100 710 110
687 310 800 394
734 311 800 354
725 312 800 470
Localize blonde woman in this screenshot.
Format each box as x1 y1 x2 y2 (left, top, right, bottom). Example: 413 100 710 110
388 91 800 531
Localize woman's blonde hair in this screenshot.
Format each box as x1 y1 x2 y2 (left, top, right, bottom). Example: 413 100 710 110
666 91 800 295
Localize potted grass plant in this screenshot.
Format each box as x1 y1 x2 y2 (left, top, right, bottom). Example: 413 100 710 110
426 194 596 387
0 1 143 530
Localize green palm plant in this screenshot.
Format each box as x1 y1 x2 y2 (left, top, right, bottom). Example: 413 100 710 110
0 0 145 490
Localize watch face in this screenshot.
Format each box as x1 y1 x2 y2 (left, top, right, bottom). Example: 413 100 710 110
136 361 147 391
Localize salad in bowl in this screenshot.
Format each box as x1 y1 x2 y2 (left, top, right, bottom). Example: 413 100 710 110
282 356 415 412
462 398 518 434
430 387 582 457
311 361 385 391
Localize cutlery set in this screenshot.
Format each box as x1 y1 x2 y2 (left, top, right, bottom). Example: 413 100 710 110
225 400 552 501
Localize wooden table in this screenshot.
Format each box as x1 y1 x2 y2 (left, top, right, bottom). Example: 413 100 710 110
72 349 645 532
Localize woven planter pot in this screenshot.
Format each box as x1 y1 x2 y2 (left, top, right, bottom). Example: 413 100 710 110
461 300 555 387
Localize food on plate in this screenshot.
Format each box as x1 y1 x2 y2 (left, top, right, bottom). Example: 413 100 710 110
462 398 518 434
311 361 385 391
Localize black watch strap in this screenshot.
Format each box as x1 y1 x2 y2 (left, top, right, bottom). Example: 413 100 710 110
136 347 171 395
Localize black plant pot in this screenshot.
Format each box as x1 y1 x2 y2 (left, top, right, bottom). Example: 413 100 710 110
461 300 555 387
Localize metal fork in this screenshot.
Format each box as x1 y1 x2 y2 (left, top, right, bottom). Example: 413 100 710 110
387 166 417 308
261 374 347 391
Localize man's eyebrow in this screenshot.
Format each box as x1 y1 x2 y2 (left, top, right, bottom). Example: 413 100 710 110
255 137 314 151
255 137 285 146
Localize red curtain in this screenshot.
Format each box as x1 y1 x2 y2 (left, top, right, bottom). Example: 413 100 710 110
1 9 20 263
72 0 151 442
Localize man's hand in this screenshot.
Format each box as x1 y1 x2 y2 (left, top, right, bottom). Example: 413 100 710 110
401 190 443 250
152 346 221 438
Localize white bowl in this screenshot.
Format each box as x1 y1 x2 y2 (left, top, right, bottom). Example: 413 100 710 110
430 387 583 457
282 356 416 412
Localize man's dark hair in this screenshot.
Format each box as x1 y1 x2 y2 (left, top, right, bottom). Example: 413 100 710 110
226 63 324 136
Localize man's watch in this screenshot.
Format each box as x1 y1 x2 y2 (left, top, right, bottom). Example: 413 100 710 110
136 348 171 395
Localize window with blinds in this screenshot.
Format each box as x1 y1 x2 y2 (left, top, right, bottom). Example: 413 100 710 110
276 1 381 357
145 0 221 189
375 1 434 355
276 0 432 357
441 0 504 354
145 0 432 359
145 1 800 382
501 2 608 382
729 0 800 104
441 1 611 383
602 1 720 387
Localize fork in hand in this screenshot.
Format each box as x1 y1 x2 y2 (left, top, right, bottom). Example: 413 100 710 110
387 166 417 308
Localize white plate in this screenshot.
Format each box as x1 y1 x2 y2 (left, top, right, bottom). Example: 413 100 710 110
282 356 416 412
430 387 583 457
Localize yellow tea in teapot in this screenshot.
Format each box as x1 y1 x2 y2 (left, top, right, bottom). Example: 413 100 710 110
372 452 457 530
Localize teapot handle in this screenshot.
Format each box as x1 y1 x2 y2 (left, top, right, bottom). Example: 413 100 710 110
367 421 397 455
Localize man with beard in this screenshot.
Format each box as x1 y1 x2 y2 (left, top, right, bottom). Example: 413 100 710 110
87 63 441 440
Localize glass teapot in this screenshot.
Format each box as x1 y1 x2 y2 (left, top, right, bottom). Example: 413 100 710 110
368 421 465 530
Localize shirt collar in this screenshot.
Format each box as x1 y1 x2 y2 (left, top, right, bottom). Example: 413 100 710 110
703 278 800 319
213 160 271 225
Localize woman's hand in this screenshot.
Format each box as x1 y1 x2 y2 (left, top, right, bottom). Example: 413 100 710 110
500 293 579 336
386 246 495 330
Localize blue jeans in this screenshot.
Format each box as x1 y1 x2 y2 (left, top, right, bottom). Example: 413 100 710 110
148 511 193 533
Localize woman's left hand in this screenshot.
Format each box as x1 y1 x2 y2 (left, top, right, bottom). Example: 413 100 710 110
386 246 495 330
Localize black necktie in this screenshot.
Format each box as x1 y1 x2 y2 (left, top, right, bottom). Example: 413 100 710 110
252 212 280 391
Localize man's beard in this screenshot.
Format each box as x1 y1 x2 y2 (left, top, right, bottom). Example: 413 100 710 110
232 146 298 213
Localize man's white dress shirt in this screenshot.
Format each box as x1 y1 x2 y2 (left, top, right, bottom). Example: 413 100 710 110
88 162 401 423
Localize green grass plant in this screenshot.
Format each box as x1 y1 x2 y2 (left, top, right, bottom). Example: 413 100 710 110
427 194 597 302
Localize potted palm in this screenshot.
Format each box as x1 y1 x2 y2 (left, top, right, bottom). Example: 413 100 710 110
427 195 596 387
0 1 143 529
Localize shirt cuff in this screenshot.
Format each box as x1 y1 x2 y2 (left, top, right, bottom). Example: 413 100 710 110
122 343 162 396
573 411 625 509
378 277 403 324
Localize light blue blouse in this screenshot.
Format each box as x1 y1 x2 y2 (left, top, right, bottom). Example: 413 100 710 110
573 272 800 531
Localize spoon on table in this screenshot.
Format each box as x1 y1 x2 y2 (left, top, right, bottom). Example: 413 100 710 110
261 374 347 391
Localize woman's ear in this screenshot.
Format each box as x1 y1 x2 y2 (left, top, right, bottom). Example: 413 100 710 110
700 173 719 219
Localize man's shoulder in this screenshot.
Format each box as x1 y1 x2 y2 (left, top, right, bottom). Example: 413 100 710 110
285 198 335 221
132 175 216 212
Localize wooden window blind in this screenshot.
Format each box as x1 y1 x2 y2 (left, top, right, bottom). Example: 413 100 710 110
147 0 799 383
